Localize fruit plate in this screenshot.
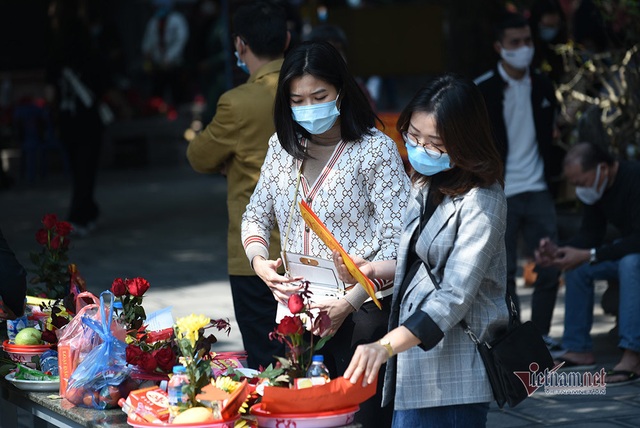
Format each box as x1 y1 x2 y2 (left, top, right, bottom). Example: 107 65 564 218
126 414 239 428
5 373 60 392
250 403 358 428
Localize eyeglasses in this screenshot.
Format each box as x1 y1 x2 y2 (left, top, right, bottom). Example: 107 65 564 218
402 131 445 159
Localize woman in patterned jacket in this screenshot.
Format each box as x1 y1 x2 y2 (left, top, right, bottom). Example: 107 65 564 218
335 74 510 427
241 41 409 427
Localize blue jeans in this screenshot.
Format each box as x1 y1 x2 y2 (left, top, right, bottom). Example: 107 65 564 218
505 190 561 335
392 403 490 428
563 253 640 353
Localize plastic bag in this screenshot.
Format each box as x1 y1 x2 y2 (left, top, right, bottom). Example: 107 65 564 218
56 292 101 394
65 291 137 409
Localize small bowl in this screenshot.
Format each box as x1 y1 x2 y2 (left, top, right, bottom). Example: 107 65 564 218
2 340 54 368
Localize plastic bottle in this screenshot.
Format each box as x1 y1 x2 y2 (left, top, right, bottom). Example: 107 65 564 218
39 349 59 376
167 365 189 422
306 355 331 385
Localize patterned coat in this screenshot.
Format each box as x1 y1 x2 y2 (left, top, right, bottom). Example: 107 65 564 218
242 128 409 268
384 182 510 409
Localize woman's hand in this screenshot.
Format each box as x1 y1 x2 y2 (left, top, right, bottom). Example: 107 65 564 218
309 298 355 336
252 256 303 304
343 341 389 387
332 251 369 284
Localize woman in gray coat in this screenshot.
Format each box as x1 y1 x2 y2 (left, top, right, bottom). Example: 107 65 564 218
334 74 510 427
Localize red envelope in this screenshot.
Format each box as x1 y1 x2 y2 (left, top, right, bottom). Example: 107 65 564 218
261 376 376 414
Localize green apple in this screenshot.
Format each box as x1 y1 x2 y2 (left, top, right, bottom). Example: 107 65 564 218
14 327 43 345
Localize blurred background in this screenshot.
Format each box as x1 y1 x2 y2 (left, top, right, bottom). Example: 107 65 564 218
0 1 638 341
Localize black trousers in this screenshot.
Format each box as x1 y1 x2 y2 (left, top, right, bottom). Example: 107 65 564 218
229 275 285 370
59 109 102 226
321 298 394 428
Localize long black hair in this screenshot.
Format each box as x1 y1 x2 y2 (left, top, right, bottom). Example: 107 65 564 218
274 41 377 160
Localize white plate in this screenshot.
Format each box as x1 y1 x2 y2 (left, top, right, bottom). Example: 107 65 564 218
5 373 60 392
251 404 358 428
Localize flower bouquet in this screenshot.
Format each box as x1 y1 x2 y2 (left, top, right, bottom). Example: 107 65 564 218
248 282 377 426
28 214 85 300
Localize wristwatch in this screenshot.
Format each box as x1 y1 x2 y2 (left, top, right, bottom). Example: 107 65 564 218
589 248 598 265
379 339 394 358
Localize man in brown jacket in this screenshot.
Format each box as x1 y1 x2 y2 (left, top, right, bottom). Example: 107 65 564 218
186 1 290 369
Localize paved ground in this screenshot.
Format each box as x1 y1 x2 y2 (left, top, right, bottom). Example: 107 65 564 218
1 162 639 426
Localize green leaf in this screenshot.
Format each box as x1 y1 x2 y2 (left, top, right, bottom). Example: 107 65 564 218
314 334 333 351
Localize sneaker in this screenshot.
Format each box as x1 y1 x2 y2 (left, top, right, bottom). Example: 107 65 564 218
542 335 567 359
69 221 97 238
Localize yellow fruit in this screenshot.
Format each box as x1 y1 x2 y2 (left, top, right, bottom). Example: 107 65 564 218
172 407 214 424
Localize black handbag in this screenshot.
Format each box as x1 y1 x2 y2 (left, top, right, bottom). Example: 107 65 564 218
425 267 554 408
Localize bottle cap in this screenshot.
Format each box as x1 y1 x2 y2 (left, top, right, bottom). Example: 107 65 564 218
172 365 186 373
312 355 324 362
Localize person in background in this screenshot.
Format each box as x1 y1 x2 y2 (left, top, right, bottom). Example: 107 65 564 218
241 41 409 427
185 0 227 118
474 11 563 355
304 23 376 110
186 1 289 370
336 74 509 428
529 0 569 84
0 227 27 320
46 0 113 236
535 142 640 385
141 0 189 105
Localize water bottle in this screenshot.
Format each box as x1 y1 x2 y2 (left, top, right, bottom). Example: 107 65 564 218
167 365 189 422
40 350 59 376
306 355 331 385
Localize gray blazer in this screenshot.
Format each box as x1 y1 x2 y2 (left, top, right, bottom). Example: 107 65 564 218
383 182 509 409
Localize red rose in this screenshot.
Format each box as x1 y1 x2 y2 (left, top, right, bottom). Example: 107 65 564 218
277 316 303 336
153 347 176 372
56 221 73 237
125 345 144 365
127 277 150 297
50 235 61 250
42 214 58 230
138 352 158 373
287 294 305 314
35 229 48 245
111 278 127 297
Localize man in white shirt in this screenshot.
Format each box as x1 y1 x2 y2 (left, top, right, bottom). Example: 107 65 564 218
475 12 563 354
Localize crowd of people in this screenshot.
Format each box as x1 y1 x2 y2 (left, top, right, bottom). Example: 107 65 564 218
2 0 639 427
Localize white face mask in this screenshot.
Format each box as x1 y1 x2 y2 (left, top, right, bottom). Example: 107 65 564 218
500 45 534 70
575 164 608 205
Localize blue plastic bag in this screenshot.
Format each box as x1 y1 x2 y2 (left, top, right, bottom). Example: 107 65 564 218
65 291 137 409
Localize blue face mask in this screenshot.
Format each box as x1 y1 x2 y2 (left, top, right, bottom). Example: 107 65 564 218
234 51 250 75
291 95 340 135
406 142 452 176
539 26 559 42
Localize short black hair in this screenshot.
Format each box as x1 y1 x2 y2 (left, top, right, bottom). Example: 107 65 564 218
273 41 377 160
232 1 288 59
495 12 530 41
565 142 615 171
